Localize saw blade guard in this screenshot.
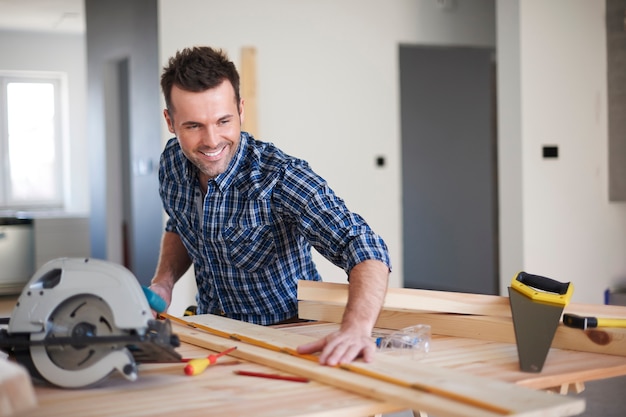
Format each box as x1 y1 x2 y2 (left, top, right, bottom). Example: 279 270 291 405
8 258 152 335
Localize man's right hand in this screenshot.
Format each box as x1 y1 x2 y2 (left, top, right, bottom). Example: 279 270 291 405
148 281 173 316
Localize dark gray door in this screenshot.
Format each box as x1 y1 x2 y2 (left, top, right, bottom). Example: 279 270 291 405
400 45 498 295
86 0 162 285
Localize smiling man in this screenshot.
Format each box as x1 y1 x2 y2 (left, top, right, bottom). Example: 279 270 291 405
150 46 391 366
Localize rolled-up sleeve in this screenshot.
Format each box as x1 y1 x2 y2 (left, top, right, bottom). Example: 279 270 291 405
277 161 392 275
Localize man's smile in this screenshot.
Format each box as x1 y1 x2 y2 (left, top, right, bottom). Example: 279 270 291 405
201 145 228 159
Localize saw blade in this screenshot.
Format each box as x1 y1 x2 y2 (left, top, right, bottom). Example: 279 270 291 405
43 294 126 371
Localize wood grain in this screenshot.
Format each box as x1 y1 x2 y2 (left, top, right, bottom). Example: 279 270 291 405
174 314 585 417
285 322 626 391
298 300 626 357
240 46 258 137
297 281 626 319
16 340 401 417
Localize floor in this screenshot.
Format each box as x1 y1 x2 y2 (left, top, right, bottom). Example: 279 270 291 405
569 375 626 417
383 374 626 417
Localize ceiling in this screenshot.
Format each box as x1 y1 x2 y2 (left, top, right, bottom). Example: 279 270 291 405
0 0 84 34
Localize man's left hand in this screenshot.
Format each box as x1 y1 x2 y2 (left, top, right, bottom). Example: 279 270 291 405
296 327 376 366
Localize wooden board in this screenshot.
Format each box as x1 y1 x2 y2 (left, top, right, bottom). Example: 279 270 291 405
297 281 626 356
297 281 626 318
174 314 585 417
298 300 626 357
240 46 258 137
0 359 37 416
298 280 513 317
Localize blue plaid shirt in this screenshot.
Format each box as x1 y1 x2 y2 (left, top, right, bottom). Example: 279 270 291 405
159 132 391 325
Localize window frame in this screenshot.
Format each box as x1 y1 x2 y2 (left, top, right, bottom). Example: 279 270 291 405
0 71 66 210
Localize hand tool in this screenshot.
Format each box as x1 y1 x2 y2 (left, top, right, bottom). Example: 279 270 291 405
184 346 237 375
0 257 181 388
184 305 198 316
563 313 626 330
508 271 573 373
234 369 310 383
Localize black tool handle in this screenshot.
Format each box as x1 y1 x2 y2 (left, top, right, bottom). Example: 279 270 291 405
563 313 597 329
516 272 570 295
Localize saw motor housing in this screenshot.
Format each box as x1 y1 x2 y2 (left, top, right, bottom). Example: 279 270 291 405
0 258 181 388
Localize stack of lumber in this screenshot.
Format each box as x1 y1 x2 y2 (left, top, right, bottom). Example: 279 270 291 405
297 281 626 357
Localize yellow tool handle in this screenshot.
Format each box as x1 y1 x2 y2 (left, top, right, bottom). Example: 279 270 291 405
184 358 211 376
510 271 573 306
597 318 626 328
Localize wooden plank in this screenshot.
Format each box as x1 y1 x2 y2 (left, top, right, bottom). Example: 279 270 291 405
240 46 258 137
0 359 37 416
298 300 514 341
298 280 512 317
297 281 626 319
173 314 585 417
298 300 626 357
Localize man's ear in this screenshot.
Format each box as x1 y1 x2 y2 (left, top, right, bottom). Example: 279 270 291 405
239 99 245 125
164 109 175 134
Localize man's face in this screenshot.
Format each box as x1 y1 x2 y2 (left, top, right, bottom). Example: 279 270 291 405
164 80 244 184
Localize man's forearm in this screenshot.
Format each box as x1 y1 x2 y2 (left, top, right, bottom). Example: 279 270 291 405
341 259 389 333
295 259 389 364
151 231 193 290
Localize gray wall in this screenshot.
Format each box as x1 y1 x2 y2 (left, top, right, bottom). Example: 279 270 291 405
401 45 497 294
86 0 162 284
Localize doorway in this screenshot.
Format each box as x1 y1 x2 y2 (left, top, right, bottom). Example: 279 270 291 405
400 45 498 295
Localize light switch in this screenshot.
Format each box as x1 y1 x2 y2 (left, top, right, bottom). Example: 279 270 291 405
542 146 558 159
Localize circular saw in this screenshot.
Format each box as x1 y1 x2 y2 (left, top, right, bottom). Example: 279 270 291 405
0 258 181 388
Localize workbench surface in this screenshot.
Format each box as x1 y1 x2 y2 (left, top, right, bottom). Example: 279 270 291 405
6 318 625 417
14 341 404 417
284 322 626 392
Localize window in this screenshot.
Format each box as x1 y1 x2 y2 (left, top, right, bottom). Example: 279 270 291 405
0 72 65 209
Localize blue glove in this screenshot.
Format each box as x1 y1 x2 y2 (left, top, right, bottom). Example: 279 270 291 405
142 286 167 313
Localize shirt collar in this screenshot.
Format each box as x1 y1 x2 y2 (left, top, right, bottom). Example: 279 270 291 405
185 131 249 192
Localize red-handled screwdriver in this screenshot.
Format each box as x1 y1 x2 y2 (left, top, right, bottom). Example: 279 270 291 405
184 346 238 376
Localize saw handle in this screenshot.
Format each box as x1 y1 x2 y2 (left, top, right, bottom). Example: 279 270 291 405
511 272 573 306
516 272 570 295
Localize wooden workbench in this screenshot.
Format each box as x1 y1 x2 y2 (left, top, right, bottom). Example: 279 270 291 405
12 340 404 417
5 281 626 417
2 294 403 417
7 316 625 417
283 322 626 393
1 298 399 416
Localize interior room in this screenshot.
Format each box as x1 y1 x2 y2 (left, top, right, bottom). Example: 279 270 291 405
0 1 625 416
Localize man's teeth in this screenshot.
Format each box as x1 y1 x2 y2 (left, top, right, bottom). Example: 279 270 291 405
202 148 223 157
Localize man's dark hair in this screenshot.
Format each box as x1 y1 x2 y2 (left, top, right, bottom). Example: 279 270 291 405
160 46 241 112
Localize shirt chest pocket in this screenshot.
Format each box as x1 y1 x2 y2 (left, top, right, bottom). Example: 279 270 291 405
221 201 277 272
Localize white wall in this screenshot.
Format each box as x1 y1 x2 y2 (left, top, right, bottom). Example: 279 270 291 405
158 0 497 313
497 0 626 303
3 0 620 312
0 30 88 214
